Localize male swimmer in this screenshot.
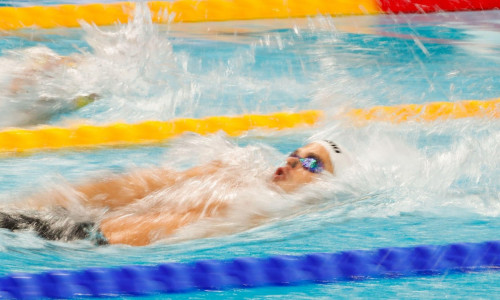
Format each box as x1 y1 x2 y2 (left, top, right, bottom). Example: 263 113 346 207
0 46 98 127
0 140 349 246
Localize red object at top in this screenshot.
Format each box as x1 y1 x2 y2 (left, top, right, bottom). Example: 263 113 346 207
378 0 500 13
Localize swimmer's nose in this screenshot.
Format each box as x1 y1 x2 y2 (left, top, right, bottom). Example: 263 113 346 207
286 156 299 169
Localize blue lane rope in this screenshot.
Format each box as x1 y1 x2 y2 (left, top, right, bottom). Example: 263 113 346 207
1 240 499 299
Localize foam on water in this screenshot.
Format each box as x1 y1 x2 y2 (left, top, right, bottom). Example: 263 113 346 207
310 119 500 219
0 4 197 126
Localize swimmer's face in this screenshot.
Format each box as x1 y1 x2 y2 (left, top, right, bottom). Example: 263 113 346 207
272 143 334 193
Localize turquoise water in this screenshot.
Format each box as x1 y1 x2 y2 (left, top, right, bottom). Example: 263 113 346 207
0 4 499 298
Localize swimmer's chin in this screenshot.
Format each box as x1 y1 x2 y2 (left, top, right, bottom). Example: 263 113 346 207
268 176 286 193
268 178 299 194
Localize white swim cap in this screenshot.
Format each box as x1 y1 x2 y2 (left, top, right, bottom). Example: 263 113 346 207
313 140 352 175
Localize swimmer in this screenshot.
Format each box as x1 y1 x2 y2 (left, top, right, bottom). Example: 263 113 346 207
0 46 98 127
0 140 349 246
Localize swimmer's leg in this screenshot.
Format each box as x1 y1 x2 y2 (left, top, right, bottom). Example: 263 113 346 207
0 93 101 127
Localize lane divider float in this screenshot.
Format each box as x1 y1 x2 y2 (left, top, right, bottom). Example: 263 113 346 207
0 0 379 30
1 0 499 31
1 240 499 298
346 98 500 123
0 98 498 155
0 110 322 154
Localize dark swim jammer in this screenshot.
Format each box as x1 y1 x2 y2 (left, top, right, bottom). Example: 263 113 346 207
0 211 108 245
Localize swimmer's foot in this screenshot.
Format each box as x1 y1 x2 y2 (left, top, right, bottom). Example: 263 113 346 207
72 93 99 109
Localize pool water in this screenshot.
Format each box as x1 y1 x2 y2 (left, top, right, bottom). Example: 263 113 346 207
0 3 499 298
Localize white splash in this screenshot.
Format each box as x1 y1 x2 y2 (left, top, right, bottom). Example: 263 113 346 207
0 3 197 127
309 118 500 218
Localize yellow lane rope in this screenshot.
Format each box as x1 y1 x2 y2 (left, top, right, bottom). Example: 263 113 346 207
0 98 498 154
346 98 500 123
0 110 322 153
0 0 381 30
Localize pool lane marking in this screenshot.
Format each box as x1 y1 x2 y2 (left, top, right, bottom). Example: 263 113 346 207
0 110 322 154
346 98 500 124
1 240 500 298
1 0 499 31
0 0 380 31
0 98 498 155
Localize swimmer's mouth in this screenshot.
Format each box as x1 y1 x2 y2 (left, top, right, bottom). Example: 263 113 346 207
273 167 287 181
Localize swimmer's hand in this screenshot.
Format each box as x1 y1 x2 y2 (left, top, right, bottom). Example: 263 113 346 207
72 93 99 109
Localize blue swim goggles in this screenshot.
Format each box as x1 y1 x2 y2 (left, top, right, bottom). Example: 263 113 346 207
289 153 324 173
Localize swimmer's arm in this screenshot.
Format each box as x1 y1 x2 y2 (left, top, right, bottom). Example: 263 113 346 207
180 160 224 178
25 168 177 210
100 199 227 246
74 161 225 209
100 212 183 246
74 168 179 209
